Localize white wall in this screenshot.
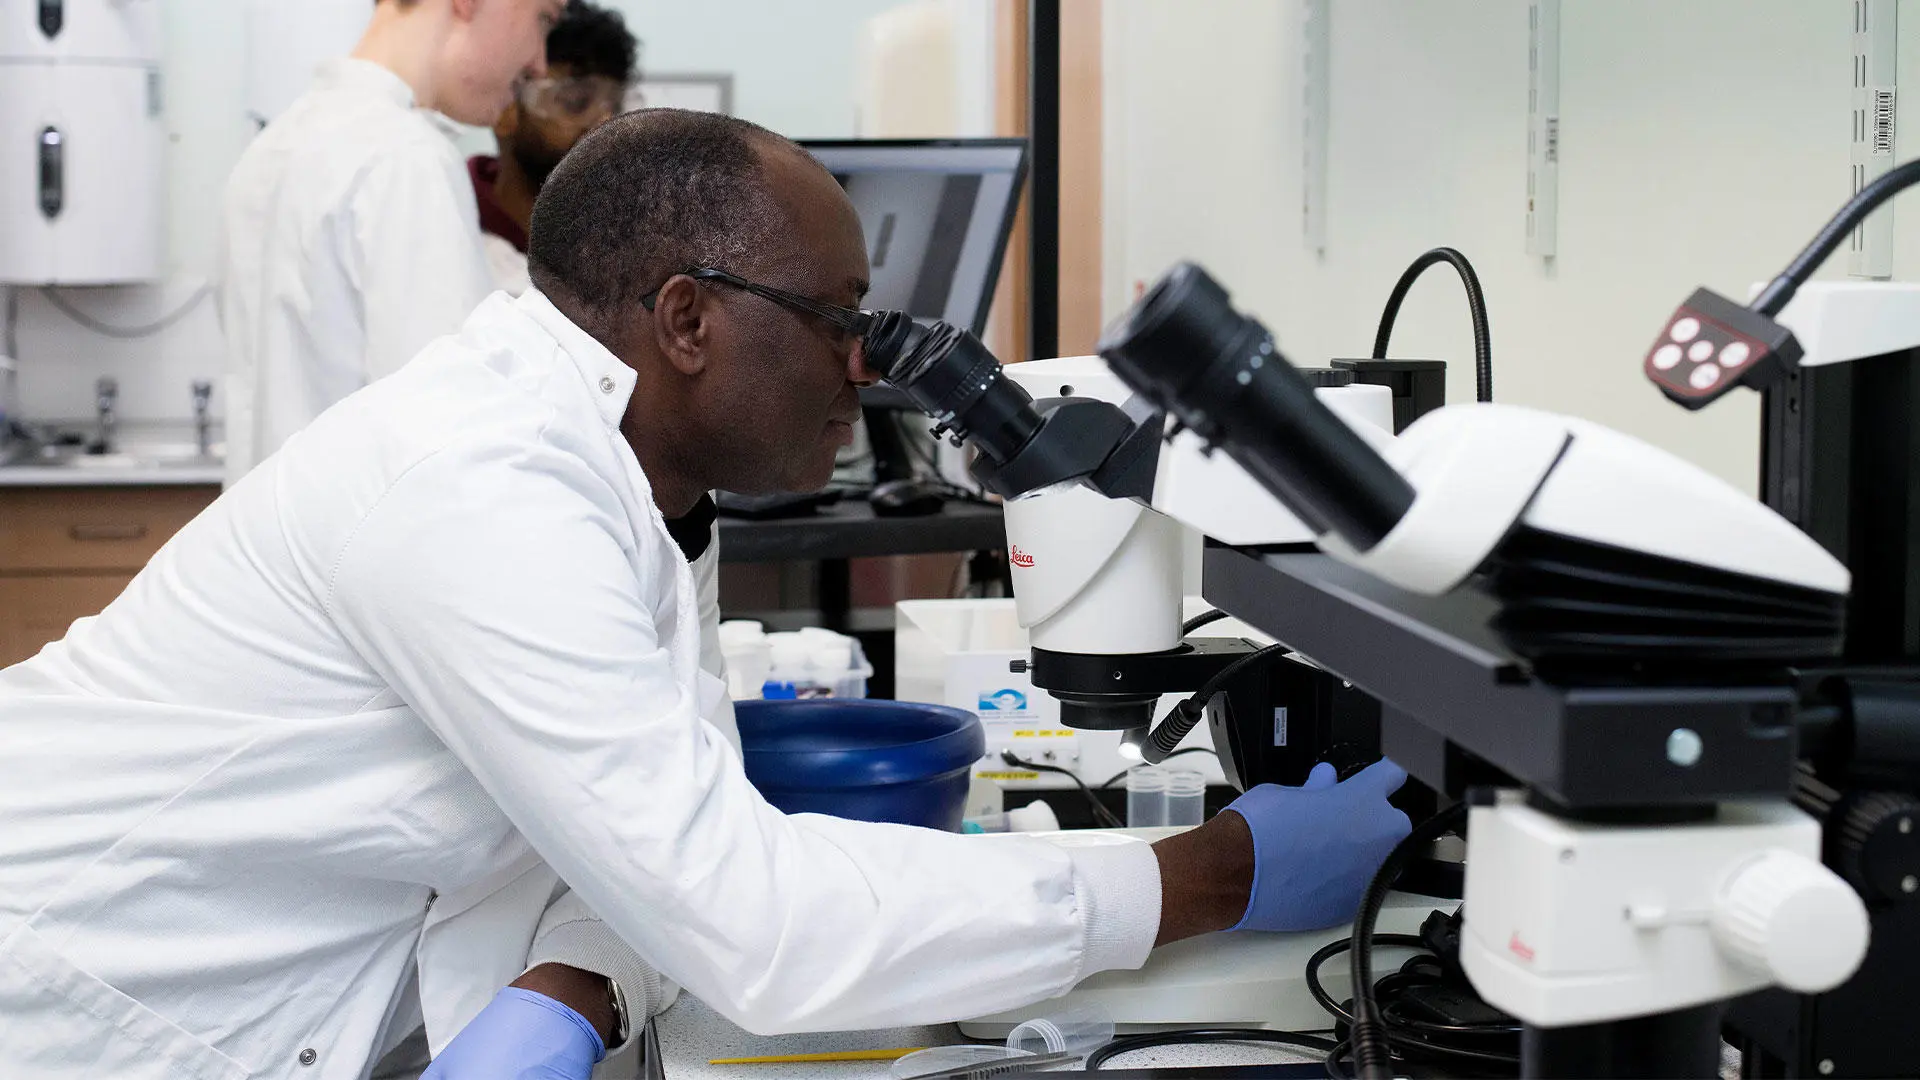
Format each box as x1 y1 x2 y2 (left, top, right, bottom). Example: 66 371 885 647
599 0 912 137
8 0 914 426
1105 0 1883 491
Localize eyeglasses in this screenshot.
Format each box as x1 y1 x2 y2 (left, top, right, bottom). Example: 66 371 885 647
641 268 875 340
518 75 628 121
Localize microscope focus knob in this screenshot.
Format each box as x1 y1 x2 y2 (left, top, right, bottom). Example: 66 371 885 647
1712 849 1870 993
1837 791 1920 903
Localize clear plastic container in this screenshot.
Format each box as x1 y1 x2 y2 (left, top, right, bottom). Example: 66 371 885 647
1163 767 1207 827
1126 766 1167 828
811 641 855 688
718 621 772 701
962 799 1060 835
760 631 874 699
1006 1002 1115 1059
764 634 812 699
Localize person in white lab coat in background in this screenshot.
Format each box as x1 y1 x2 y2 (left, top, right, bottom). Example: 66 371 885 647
216 0 562 484
0 110 1412 1080
470 0 637 296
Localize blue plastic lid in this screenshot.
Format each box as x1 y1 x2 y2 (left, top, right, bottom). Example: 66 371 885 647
736 699 986 790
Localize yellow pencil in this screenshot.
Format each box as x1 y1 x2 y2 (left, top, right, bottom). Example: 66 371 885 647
708 1048 929 1065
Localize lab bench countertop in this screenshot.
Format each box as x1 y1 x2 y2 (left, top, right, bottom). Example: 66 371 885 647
617 996 1322 1078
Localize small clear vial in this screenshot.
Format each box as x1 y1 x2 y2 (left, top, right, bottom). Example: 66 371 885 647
1127 766 1168 828
1163 768 1207 827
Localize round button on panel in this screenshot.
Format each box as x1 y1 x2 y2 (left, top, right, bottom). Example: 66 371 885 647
1652 344 1684 370
1688 340 1716 362
1720 342 1752 368
1689 363 1722 390
1670 317 1702 343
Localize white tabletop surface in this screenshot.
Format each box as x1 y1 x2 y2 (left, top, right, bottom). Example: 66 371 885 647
601 996 1324 1079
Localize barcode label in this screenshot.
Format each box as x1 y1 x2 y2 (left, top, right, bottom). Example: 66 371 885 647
1873 88 1896 155
1544 116 1560 164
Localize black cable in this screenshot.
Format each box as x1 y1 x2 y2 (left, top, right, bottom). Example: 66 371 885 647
1350 802 1471 1080
1141 643 1290 763
1379 1000 1520 1039
40 284 212 340
998 750 1122 828
1371 247 1493 403
1086 1028 1341 1071
1304 934 1426 1027
1752 156 1920 316
1306 933 1520 1077
1323 1040 1353 1080
1097 746 1219 788
1182 609 1230 635
1380 1036 1519 1070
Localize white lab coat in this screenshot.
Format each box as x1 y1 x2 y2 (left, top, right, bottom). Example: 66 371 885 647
0 291 1161 1080
481 232 533 297
215 58 495 484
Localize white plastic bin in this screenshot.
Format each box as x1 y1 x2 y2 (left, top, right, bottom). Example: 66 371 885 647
727 623 874 699
897 598 1233 808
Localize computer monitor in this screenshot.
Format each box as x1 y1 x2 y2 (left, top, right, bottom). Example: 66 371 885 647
801 138 1029 337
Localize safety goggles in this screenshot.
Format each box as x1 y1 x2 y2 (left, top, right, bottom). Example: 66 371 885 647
641 268 876 341
518 75 629 121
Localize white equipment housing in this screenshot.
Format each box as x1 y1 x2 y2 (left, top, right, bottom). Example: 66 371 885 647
0 0 163 284
1763 280 1920 369
1321 402 1851 598
1463 792 1869 1026
999 355 1394 655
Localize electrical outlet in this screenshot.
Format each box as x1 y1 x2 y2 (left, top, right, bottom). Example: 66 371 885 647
1526 0 1561 258
1850 0 1897 279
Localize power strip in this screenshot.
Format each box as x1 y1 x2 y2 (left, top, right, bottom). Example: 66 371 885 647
1850 0 1898 280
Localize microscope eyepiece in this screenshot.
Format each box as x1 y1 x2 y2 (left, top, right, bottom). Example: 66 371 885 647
1099 262 1416 552
1100 263 1254 421
859 311 1044 470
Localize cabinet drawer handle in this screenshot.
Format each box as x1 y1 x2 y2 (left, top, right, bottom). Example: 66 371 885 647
69 524 147 542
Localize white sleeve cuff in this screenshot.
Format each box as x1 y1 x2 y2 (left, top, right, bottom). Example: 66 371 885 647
1065 839 1161 977
525 892 679 1053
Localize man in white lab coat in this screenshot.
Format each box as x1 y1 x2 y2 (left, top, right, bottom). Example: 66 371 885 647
470 0 637 296
217 0 564 484
0 110 1412 1080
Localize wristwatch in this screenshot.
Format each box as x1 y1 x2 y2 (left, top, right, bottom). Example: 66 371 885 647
607 976 631 1048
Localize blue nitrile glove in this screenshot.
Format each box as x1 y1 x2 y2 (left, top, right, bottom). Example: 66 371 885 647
423 987 606 1080
1223 759 1413 932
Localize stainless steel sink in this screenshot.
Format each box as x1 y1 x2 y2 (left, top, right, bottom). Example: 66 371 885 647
0 441 220 471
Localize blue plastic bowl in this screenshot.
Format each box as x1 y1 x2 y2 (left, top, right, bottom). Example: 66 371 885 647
735 699 986 832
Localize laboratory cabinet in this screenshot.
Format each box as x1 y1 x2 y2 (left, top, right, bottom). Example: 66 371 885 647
0 485 217 666
0 0 166 284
